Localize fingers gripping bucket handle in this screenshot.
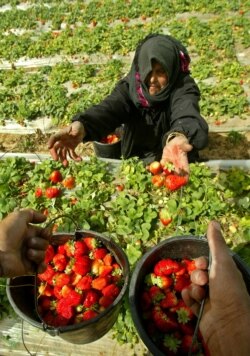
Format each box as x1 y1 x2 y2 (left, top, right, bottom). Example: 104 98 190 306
6 219 130 344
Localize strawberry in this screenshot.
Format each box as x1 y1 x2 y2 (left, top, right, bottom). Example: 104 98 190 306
91 259 104 275
160 291 178 309
72 255 92 276
149 161 162 175
176 302 194 324
179 321 195 335
174 273 191 292
151 174 165 187
57 244 66 255
74 240 89 257
53 253 67 271
181 258 197 274
62 176 75 189
53 273 71 288
56 298 73 319
82 310 98 321
102 284 120 299
61 285 73 298
83 289 100 308
152 306 178 333
148 286 165 303
44 244 55 264
38 296 52 311
66 289 82 307
49 170 63 183
83 236 99 250
38 264 55 283
159 208 172 226
71 273 82 286
165 174 188 191
103 253 114 266
99 265 113 277
99 295 114 308
92 247 108 260
76 275 93 291
145 272 172 289
163 333 181 354
112 263 123 283
38 283 54 297
45 186 61 199
35 187 43 198
162 162 174 176
154 259 181 276
92 276 109 290
64 240 75 257
180 334 199 354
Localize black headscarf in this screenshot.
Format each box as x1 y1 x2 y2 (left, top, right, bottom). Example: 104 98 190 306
126 34 191 108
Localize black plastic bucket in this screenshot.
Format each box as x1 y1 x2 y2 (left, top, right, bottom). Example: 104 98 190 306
129 235 250 356
93 139 121 159
6 230 130 345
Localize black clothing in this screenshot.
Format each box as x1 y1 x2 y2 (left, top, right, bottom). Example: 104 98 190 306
72 34 208 163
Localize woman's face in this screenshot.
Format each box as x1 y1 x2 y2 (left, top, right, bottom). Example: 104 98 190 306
145 60 168 95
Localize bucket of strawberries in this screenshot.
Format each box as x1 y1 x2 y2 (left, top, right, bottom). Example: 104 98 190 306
93 127 123 159
129 235 250 355
6 229 129 344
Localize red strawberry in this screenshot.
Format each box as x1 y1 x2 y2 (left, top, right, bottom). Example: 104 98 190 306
180 334 199 354
149 161 162 175
179 321 195 335
62 176 75 189
53 253 67 271
76 275 93 291
176 303 194 324
64 240 75 257
61 285 72 298
163 333 181 354
38 283 54 297
57 244 66 255
44 245 55 264
148 286 165 303
154 259 181 276
45 186 61 199
103 253 113 266
160 291 178 309
82 310 98 321
174 273 191 292
83 290 100 308
72 255 91 275
159 208 172 226
165 174 188 191
38 296 52 311
145 272 172 289
151 174 165 187
99 265 113 277
71 273 82 286
99 295 114 308
83 236 99 250
91 259 103 275
35 187 43 198
92 276 109 290
38 264 55 283
56 298 73 319
152 306 178 333
49 170 63 183
181 258 197 274
66 290 82 307
111 263 123 283
92 247 108 260
74 240 89 257
102 284 120 298
53 273 71 288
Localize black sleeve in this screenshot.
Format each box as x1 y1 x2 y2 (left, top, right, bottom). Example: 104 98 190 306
72 81 132 142
162 73 209 150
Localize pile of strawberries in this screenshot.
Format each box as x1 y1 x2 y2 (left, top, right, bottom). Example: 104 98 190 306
100 134 120 144
148 161 188 192
37 236 123 327
139 257 206 355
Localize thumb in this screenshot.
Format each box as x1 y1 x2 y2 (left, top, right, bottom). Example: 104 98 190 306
206 221 230 264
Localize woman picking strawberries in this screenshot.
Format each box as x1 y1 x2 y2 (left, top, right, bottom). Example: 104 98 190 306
48 34 208 176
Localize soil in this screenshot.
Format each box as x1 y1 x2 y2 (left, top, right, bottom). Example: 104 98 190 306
0 130 249 160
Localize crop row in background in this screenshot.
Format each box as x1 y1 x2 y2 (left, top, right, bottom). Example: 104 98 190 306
0 0 249 127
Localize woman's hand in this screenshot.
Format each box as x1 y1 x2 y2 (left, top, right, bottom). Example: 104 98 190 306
0 209 51 277
182 221 250 356
48 121 86 166
161 135 193 176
